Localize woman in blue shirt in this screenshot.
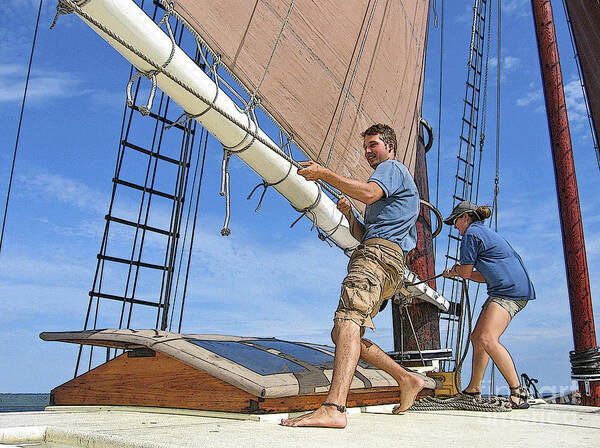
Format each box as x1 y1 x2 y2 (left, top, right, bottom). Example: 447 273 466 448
443 201 535 409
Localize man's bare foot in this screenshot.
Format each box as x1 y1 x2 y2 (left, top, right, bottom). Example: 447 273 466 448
392 373 425 414
280 405 347 428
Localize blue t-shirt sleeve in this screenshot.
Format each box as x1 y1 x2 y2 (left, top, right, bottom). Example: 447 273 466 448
460 233 479 265
368 161 404 198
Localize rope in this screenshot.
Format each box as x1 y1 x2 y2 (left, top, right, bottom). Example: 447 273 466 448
290 186 323 230
219 150 232 236
126 4 177 116
50 0 93 29
467 0 480 69
494 0 501 234
408 394 511 412
453 279 473 393
404 272 444 287
247 134 295 212
570 347 600 378
1 0 43 258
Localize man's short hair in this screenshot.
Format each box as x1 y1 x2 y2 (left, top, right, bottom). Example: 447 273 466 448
361 123 397 156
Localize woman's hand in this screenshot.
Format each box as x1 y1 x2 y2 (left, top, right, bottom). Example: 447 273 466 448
443 264 458 278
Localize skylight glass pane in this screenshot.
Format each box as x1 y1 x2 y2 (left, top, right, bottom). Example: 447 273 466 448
251 340 334 367
189 340 305 375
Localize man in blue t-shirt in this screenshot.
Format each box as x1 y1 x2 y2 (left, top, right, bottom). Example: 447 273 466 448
281 123 423 428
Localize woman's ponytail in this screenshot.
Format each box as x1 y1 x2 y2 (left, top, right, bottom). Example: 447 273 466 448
472 205 491 221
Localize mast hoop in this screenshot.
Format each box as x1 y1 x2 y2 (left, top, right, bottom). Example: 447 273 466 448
419 117 434 153
420 199 442 239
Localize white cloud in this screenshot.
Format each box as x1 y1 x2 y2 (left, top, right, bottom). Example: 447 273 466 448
0 65 85 103
563 78 590 131
503 56 520 71
502 0 531 18
516 90 542 107
20 171 108 214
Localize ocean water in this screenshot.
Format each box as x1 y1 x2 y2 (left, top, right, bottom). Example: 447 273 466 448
0 393 50 412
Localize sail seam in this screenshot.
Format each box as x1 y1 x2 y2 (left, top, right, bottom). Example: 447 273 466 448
324 0 379 168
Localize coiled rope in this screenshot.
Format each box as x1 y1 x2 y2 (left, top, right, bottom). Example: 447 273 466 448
408 394 511 412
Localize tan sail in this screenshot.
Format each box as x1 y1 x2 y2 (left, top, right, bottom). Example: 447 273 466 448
563 1 600 150
172 0 429 182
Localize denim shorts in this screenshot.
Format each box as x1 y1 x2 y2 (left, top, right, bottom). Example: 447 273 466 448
482 296 528 318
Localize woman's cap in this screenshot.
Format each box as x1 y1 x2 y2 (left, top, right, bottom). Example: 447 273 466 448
443 201 478 225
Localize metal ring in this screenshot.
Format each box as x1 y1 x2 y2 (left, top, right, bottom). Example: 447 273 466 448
420 117 433 153
420 199 442 238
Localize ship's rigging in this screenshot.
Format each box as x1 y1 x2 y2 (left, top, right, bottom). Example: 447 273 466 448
2 0 599 405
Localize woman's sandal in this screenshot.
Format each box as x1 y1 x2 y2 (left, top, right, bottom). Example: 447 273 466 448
509 386 530 409
461 389 482 399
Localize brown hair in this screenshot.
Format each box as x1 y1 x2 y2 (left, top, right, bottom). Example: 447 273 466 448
361 123 397 156
468 206 492 222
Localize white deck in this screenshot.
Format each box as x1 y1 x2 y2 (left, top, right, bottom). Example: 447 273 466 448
1 403 599 448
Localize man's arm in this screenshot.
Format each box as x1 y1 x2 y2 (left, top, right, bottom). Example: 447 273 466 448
337 197 365 241
297 161 384 205
443 264 486 283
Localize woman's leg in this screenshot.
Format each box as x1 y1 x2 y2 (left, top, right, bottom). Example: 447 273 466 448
466 301 519 393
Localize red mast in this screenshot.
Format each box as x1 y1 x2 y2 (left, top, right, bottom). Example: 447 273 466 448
531 0 599 406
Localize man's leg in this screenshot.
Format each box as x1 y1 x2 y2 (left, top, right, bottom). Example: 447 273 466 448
360 338 424 412
280 318 361 428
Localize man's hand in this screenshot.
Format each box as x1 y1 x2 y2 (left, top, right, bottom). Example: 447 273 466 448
337 197 352 219
297 161 328 181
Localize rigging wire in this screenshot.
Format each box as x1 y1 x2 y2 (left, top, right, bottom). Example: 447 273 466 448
176 128 209 333
489 0 501 397
169 48 211 332
475 0 493 204
252 0 294 97
434 0 444 257
1 0 43 258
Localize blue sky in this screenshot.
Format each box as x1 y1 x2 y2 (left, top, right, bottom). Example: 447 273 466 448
1 0 598 399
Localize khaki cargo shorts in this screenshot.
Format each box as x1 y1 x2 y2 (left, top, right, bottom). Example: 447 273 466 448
483 296 528 318
334 238 405 331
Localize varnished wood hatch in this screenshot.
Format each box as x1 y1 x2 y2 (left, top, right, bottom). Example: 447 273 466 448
40 329 434 413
